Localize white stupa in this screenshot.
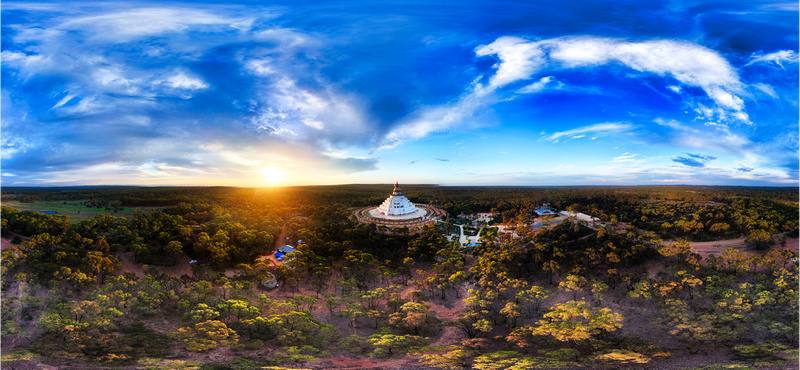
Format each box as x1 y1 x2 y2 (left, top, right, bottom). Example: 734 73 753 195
377 182 418 216
367 182 429 220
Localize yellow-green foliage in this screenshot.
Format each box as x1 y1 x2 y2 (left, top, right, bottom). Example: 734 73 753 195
531 300 623 342
472 351 574 369
594 349 650 364
142 359 201 369
171 320 239 352
420 346 472 369
1 350 41 362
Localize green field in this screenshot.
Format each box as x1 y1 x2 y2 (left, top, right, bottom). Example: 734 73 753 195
2 200 160 223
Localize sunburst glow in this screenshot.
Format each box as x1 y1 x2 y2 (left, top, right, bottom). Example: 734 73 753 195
259 167 286 186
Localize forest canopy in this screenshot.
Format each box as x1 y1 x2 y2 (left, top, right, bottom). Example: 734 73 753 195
1 185 797 369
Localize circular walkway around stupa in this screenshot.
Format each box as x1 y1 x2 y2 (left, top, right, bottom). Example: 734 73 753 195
354 203 445 229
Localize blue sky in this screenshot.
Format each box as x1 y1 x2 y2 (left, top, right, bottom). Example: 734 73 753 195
2 1 798 187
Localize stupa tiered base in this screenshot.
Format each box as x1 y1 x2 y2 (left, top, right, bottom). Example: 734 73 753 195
353 182 445 231
354 204 445 230
367 206 428 220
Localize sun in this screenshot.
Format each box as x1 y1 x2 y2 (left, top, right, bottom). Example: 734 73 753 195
259 167 286 186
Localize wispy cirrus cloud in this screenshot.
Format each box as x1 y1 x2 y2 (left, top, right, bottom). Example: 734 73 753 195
746 50 799 68
612 153 638 163
539 122 635 143
653 118 752 155
55 7 258 41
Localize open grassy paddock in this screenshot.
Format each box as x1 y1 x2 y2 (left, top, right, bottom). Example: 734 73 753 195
2 200 159 223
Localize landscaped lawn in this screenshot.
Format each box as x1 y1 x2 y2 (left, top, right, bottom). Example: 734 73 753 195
3 200 159 223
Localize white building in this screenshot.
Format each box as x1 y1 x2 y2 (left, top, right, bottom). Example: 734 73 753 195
377 182 418 216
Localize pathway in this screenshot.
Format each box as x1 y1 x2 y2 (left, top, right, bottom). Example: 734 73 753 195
456 224 483 246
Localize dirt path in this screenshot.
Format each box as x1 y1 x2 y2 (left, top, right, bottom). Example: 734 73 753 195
116 252 194 278
684 236 750 254
275 224 287 249
308 356 416 369
664 233 798 254
1 237 15 251
1 232 28 250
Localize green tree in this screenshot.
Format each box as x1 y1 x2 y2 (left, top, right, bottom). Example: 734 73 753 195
420 346 473 369
559 275 589 300
516 286 551 318
530 300 623 343
500 301 524 328
216 299 261 323
171 320 239 352
367 328 427 357
746 229 774 250
182 303 220 324
389 302 434 335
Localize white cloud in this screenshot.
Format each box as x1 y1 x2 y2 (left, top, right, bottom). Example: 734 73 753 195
548 37 617 66
248 75 371 145
51 93 77 110
474 36 545 91
653 118 753 156
746 50 799 68
517 76 557 94
475 36 749 123
247 59 277 76
1 51 56 80
1 137 32 159
381 81 493 148
253 28 312 48
612 153 638 162
752 83 778 99
60 8 252 41
654 118 683 130
540 122 635 142
164 71 208 90
91 66 143 95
